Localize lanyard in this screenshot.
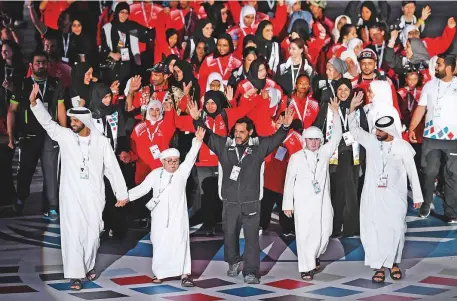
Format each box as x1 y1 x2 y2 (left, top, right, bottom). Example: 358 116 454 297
290 60 302 90
76 135 91 165
338 107 349 130
62 33 70 57
380 142 392 175
375 41 385 69
180 9 193 32
284 132 294 143
32 78 47 100
240 27 247 36
157 169 174 197
146 120 163 142
303 150 319 181
291 97 309 122
328 80 335 97
407 88 417 112
119 32 127 45
141 2 154 27
235 146 250 165
217 55 232 77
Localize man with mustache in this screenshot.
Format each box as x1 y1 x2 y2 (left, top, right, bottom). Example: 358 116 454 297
7 50 67 220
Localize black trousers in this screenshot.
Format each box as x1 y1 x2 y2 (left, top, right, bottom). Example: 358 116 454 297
223 201 261 277
102 177 127 235
330 151 360 237
196 166 222 227
17 134 59 211
0 144 16 206
260 188 294 233
421 138 457 217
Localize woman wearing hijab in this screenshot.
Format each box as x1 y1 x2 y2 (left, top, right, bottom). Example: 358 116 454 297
327 23 357 60
198 33 242 97
201 72 225 107
70 15 95 67
237 59 283 136
276 38 314 97
314 57 347 107
314 79 368 237
255 20 280 74
90 85 129 238
281 18 327 67
69 62 95 108
183 19 216 60
228 47 258 96
188 40 207 78
101 2 141 86
331 15 352 44
154 27 181 64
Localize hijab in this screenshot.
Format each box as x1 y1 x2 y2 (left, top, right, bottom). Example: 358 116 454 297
255 20 274 62
288 18 310 41
146 100 164 123
243 34 257 49
71 62 92 103
239 5 256 29
206 72 225 92
194 19 216 54
90 84 116 119
247 59 267 91
335 78 353 108
172 59 196 89
166 28 178 47
332 15 352 43
112 2 131 33
214 33 234 58
203 90 227 118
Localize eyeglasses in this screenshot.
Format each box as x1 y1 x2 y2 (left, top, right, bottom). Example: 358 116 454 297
165 159 179 165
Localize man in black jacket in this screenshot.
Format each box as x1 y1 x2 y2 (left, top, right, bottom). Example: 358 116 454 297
188 100 294 284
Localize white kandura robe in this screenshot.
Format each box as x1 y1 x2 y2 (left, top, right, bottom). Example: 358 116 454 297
283 112 342 273
128 138 202 279
348 111 423 269
30 100 128 279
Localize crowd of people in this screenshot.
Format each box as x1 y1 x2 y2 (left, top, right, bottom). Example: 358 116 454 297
1 0 457 291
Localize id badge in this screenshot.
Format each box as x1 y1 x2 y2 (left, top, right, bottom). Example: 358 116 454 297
434 106 441 118
145 197 160 211
61 57 69 63
230 166 241 181
377 174 388 188
80 164 89 180
43 102 49 111
120 48 130 61
312 180 321 194
343 132 355 146
71 96 81 108
150 145 161 160
274 146 287 161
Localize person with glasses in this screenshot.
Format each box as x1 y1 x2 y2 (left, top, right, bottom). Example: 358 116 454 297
127 127 206 287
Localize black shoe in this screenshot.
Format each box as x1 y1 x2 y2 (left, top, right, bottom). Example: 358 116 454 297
191 225 215 237
13 200 24 215
419 205 431 218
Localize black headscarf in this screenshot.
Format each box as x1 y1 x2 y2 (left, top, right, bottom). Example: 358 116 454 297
172 59 196 89
193 19 216 54
247 59 267 91
203 90 226 118
243 34 257 49
71 62 92 102
112 2 131 33
290 19 310 42
360 1 378 27
91 84 116 119
335 78 353 108
214 33 234 58
166 28 178 47
255 20 274 63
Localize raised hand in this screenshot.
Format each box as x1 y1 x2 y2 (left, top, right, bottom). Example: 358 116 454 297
183 81 193 96
129 75 142 93
110 80 120 95
448 17 456 29
163 101 173 112
283 108 294 126
350 92 364 112
329 96 340 113
29 83 40 105
187 100 201 120
195 126 206 142
225 85 234 101
421 5 431 21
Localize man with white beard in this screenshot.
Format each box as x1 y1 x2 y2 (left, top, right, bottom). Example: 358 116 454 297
283 97 343 281
29 84 129 291
348 95 423 283
127 127 205 287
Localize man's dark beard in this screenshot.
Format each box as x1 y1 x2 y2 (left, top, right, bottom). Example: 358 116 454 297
435 70 445 79
33 68 47 78
72 124 85 133
376 134 388 141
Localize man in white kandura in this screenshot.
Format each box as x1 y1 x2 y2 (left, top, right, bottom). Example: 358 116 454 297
283 97 343 281
127 127 205 287
29 84 129 291
348 96 423 284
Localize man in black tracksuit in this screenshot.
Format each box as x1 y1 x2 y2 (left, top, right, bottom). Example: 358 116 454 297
189 101 294 284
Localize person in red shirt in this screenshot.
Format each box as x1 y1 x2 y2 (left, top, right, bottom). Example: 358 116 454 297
198 34 242 98
155 28 181 64
39 0 71 30
237 60 284 137
261 113 303 237
126 62 171 122
352 49 401 117
327 23 357 60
